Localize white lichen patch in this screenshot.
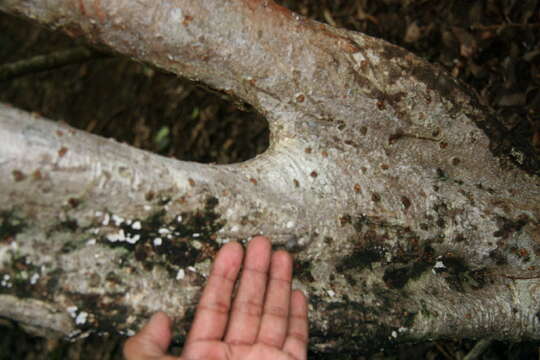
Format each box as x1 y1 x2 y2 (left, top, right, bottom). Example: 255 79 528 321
286 221 295 229
107 230 141 244
352 51 366 65
158 228 170 235
131 221 142 230
191 241 202 249
169 7 183 23
102 213 110 226
510 147 525 164
30 273 40 285
126 234 140 244
67 306 78 318
432 260 446 274
68 329 82 339
214 237 229 244
176 215 183 223
176 268 185 280
366 49 381 65
75 311 88 325
106 229 125 243
192 233 201 238
87 238 96 245
326 289 335 297
112 215 124 226
153 237 162 246
1 274 12 288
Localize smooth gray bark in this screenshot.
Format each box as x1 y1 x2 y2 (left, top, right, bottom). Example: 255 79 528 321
0 0 539 352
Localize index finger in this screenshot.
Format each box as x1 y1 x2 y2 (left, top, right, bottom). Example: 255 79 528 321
185 241 244 344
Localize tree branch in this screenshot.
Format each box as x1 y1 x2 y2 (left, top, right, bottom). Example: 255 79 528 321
0 46 108 81
1 0 540 352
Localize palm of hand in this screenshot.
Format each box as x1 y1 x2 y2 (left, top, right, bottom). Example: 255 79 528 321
124 237 308 360
182 339 305 360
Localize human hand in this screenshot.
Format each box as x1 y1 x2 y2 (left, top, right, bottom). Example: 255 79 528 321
123 236 309 360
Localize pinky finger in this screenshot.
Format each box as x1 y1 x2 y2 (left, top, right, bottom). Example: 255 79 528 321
282 290 309 360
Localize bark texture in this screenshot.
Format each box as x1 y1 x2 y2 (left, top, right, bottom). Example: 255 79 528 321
0 0 539 352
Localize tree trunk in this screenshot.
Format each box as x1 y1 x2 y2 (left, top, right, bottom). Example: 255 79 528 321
0 0 539 353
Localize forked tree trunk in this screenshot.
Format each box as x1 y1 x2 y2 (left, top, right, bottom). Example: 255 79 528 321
0 0 539 353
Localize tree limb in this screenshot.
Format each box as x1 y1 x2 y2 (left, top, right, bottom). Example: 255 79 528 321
0 46 108 81
1 0 540 352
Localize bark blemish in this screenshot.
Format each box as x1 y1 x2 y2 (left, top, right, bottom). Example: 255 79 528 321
339 214 352 226
182 15 193 26
293 259 314 282
337 216 394 272
401 196 411 210
100 196 224 277
0 254 43 298
58 146 68 157
67 292 129 334
383 244 435 289
336 244 385 273
434 255 488 292
493 215 529 239
32 169 43 181
68 197 81 208
12 170 26 182
53 218 79 235
0 211 26 243
145 191 155 201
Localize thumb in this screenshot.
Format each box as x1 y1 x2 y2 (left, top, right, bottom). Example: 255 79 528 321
123 312 174 360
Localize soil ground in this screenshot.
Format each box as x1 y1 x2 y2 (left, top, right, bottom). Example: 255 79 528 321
0 0 539 358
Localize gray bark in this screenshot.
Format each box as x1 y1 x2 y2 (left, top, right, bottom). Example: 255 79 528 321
0 0 539 352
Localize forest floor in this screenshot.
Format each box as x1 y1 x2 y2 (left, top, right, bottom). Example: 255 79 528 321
0 0 539 359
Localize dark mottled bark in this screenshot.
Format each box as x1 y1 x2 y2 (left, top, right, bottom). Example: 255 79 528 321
0 0 539 353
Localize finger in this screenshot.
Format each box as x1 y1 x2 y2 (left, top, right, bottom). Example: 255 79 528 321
185 241 243 344
224 236 272 345
123 312 173 360
283 290 309 360
256 250 293 348
229 342 300 360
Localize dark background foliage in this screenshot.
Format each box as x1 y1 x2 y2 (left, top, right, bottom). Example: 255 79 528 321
0 0 539 358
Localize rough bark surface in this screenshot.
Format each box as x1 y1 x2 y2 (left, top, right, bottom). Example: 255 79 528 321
0 0 539 353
